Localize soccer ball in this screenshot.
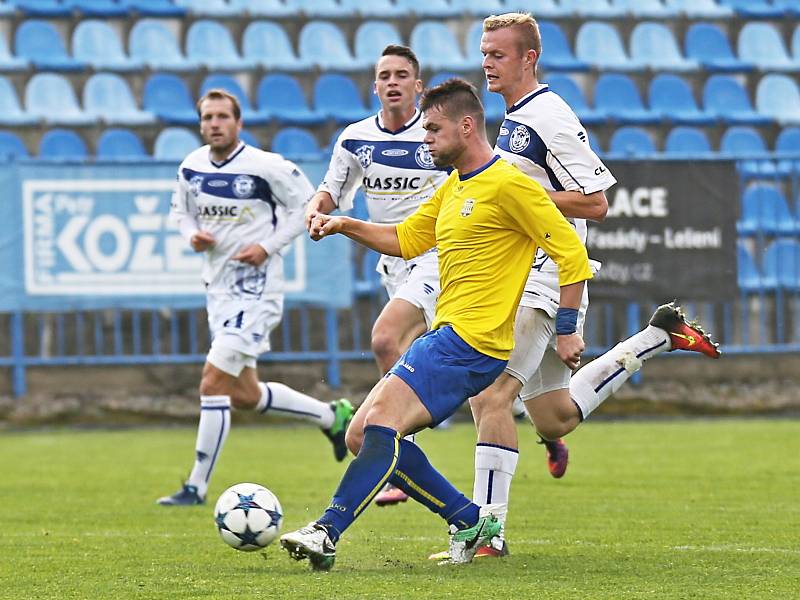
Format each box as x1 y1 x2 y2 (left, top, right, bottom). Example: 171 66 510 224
214 483 283 551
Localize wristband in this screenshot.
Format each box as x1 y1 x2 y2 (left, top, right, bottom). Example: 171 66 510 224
556 307 578 335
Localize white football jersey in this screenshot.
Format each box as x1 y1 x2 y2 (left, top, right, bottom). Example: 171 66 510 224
318 109 450 224
494 84 616 287
170 142 313 297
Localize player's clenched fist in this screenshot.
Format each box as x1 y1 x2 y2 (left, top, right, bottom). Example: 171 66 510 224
309 214 345 241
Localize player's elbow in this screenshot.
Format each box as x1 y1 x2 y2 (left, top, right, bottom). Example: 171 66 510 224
585 191 609 222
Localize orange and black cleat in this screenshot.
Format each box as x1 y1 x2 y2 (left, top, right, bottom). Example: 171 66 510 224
649 301 721 359
538 437 569 479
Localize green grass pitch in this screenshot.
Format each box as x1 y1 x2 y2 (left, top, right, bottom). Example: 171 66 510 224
1 419 798 599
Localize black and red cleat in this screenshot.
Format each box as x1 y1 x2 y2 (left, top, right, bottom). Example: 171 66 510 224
649 301 721 359
538 437 569 479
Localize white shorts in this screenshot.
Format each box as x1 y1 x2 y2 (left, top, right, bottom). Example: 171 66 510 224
377 249 440 328
206 293 283 377
505 304 587 401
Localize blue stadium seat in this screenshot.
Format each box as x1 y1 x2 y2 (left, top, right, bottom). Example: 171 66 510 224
326 126 346 154
15 20 86 71
228 0 295 16
340 0 404 17
286 0 347 18
355 21 403 66
96 128 148 160
243 21 311 72
648 74 715 125
719 0 784 18
130 19 197 71
586 129 603 155
143 74 198 125
314 74 371 124
271 127 325 161
663 127 712 156
738 23 797 72
175 0 239 16
393 0 459 18
187 20 257 71
84 73 156 125
299 21 363 71
0 29 28 71
0 131 29 160
465 20 484 65
794 24 800 63
736 242 761 292
775 0 800 16
756 75 800 126
66 0 130 16
72 21 143 72
481 87 506 122
720 126 768 158
664 0 733 17
39 129 88 160
762 239 800 291
0 76 38 126
410 21 471 71
685 22 754 72
509 0 570 18
608 126 657 158
560 0 625 18
630 22 698 71
613 0 679 18
703 75 771 126
546 74 605 125
239 129 260 148
595 74 660 124
449 0 504 17
575 22 644 71
200 74 269 125
13 0 72 16
776 127 800 154
154 128 201 160
119 0 186 16
25 73 93 125
257 73 324 126
427 71 459 89
537 21 589 72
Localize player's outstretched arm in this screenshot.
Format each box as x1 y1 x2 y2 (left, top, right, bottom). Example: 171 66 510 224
309 214 402 257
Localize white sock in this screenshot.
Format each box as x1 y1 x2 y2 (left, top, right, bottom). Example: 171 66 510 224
570 325 670 418
255 382 334 429
186 395 231 498
473 443 519 539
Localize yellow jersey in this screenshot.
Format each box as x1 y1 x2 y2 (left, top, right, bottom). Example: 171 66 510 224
396 156 592 359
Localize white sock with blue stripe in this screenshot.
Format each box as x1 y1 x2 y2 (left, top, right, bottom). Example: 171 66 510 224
570 325 670 418
256 382 334 429
473 443 519 539
187 395 231 498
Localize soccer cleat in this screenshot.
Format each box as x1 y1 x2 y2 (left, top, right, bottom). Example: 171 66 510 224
649 301 721 359
280 521 336 571
447 513 502 564
322 398 354 462
538 437 569 479
374 484 410 506
475 537 510 558
156 484 205 506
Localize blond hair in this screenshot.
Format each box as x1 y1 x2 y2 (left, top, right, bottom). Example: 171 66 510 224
483 12 541 71
196 89 241 120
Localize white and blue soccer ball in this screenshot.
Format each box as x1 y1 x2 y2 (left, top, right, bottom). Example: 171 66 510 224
214 483 283 551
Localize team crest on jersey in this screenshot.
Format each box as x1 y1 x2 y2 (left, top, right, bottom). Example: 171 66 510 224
460 198 475 217
232 175 255 198
356 144 374 169
509 125 531 153
189 175 204 197
414 143 435 169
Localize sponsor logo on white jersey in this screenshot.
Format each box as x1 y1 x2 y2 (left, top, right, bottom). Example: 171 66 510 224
356 144 375 169
232 175 255 199
509 125 531 152
414 143 435 169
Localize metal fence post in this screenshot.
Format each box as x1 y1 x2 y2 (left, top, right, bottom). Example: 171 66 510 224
11 310 26 397
325 307 341 389
627 302 642 385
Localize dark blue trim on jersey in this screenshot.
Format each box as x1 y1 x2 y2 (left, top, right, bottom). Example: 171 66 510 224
476 442 519 453
496 119 564 191
459 155 500 181
341 139 444 171
182 168 278 227
374 110 421 135
506 86 551 114
210 142 246 169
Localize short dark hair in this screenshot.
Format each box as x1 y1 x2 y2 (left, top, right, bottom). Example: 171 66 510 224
420 78 484 124
380 44 420 78
196 89 241 120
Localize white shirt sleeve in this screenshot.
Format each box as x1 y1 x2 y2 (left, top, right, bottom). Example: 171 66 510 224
316 133 364 212
169 166 199 243
546 129 617 195
259 159 314 256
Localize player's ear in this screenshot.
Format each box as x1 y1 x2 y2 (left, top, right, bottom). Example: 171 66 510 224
414 79 423 95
